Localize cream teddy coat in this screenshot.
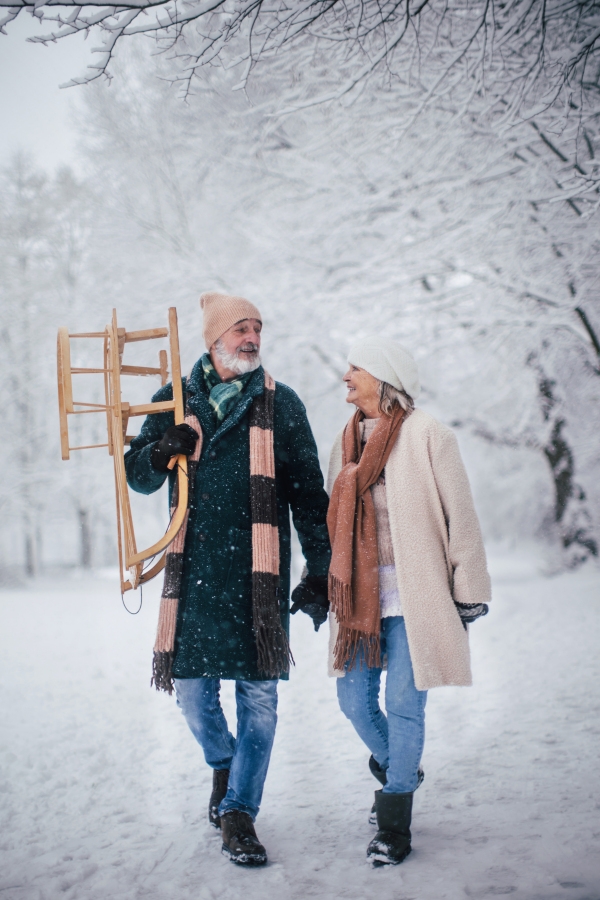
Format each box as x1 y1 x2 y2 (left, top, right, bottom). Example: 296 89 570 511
327 408 491 690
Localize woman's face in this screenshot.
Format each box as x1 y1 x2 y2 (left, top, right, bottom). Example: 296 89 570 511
343 364 380 418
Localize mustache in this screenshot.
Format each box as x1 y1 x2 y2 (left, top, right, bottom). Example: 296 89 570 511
237 343 259 354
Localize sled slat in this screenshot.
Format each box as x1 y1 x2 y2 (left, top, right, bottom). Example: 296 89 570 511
121 365 162 376
70 332 105 338
70 443 110 451
124 327 168 343
127 400 176 417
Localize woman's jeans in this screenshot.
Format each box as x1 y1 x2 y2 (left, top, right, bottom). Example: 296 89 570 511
336 616 427 794
174 677 278 821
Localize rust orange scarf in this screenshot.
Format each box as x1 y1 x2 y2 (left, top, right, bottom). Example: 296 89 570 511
327 406 405 670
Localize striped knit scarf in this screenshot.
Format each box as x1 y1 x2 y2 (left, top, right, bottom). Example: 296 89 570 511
201 353 253 423
151 369 292 693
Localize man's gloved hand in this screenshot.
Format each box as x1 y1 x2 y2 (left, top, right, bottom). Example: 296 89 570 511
151 424 199 472
290 575 329 632
455 601 489 631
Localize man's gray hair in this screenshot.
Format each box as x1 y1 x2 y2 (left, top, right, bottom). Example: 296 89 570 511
377 380 414 416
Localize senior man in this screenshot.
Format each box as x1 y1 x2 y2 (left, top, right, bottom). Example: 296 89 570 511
125 292 330 866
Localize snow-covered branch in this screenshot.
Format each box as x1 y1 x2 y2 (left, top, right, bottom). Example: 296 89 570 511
2 0 600 143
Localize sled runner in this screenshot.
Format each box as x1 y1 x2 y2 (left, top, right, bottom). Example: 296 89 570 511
57 308 188 594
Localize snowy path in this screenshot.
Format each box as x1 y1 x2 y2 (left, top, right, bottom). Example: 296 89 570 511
1 549 599 900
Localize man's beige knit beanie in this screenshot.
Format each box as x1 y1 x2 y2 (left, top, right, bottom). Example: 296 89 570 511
347 337 420 399
200 291 262 350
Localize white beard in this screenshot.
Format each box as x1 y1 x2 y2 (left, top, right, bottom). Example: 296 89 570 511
213 338 262 375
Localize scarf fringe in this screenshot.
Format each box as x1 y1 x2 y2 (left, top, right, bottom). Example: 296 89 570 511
334 626 381 672
151 650 175 694
328 572 353 621
255 619 294 679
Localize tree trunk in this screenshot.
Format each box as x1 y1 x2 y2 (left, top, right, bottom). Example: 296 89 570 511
78 507 92 569
24 517 38 578
532 361 598 567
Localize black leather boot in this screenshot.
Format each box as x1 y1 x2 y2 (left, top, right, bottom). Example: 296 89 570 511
221 810 268 866
367 790 413 866
368 757 423 825
209 768 229 828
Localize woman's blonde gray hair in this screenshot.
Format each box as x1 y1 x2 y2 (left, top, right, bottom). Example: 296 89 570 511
377 380 414 416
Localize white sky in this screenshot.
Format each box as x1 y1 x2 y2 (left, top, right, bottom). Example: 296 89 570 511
0 13 94 171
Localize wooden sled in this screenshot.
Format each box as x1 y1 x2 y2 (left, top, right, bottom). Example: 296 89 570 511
57 308 188 593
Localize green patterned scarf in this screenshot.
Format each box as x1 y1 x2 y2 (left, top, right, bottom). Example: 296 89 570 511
201 353 254 423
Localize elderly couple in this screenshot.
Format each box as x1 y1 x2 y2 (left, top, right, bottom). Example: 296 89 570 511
125 291 491 868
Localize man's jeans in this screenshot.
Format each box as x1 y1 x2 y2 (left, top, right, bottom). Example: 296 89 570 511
336 616 427 794
174 677 278 821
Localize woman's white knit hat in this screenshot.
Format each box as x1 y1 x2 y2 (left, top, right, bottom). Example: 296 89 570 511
347 337 420 399
200 291 262 350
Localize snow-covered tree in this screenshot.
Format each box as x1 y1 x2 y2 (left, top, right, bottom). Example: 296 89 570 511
3 0 600 178
0 155 113 575
70 47 599 565
2 33 597 573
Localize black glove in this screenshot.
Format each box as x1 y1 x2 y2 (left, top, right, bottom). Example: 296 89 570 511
290 575 329 632
455 601 489 630
151 424 198 472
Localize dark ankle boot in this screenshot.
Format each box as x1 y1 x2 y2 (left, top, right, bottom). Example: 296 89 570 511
368 758 423 825
209 768 229 828
367 790 413 866
221 810 268 866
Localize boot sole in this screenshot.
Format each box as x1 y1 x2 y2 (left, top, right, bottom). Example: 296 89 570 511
221 845 268 866
369 845 411 867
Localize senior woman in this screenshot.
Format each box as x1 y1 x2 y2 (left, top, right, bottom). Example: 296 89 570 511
326 337 491 867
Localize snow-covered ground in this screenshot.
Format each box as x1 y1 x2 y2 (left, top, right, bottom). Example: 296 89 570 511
1 546 599 900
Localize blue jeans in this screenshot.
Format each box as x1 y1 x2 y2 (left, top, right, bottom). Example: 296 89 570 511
336 616 427 794
174 677 278 820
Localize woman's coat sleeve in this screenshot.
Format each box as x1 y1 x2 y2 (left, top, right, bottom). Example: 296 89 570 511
431 428 492 608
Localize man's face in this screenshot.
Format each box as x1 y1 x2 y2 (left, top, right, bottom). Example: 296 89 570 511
211 318 263 376
217 318 262 360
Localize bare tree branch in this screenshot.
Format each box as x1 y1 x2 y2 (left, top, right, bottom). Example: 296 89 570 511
1 0 599 144
575 305 600 362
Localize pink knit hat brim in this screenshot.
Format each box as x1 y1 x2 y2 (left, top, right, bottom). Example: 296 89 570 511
200 291 262 349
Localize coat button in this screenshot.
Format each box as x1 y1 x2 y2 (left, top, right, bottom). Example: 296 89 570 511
202 492 210 501
199 533 206 542
210 450 216 459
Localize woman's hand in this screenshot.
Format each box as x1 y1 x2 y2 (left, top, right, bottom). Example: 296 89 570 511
455 601 489 630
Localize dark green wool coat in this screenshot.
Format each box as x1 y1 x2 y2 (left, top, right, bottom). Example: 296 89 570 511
124 360 331 681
